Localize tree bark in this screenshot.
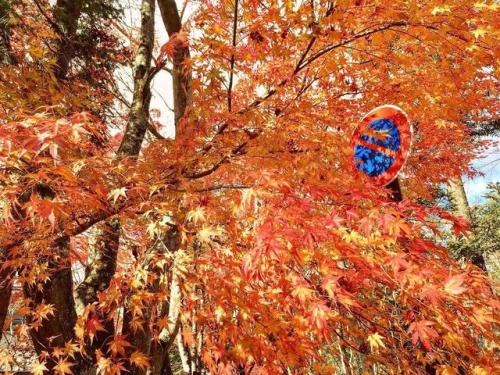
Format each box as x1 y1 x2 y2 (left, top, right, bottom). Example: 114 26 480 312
151 237 182 375
448 177 487 271
17 2 84 367
157 0 191 126
74 219 120 374
449 177 472 222
0 0 14 64
0 261 12 339
0 0 15 341
75 219 120 314
117 0 156 156
24 237 77 371
53 0 84 80
74 1 156 372
155 1 195 370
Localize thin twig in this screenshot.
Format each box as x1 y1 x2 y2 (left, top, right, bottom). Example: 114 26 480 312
227 0 239 112
298 21 407 71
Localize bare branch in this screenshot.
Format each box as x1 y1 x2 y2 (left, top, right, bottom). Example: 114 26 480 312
298 21 407 71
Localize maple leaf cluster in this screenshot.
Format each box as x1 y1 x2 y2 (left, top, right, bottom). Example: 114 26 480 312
0 0 498 374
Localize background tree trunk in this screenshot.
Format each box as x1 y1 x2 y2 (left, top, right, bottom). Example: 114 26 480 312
0 0 13 341
0 264 12 340
0 0 14 64
76 0 156 373
18 1 84 369
157 0 191 126
23 237 77 371
149 1 194 372
53 0 84 80
117 0 156 156
449 177 472 222
448 177 487 271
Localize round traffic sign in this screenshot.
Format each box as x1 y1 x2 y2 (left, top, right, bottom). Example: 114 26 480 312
352 105 412 186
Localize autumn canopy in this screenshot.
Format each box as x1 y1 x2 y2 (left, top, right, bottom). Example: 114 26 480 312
0 0 498 374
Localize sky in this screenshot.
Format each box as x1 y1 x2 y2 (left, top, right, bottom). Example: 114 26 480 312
464 139 500 205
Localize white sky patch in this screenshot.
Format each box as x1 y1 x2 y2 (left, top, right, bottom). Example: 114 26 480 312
464 137 499 205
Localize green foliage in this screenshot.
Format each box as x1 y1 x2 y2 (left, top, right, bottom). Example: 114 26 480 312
467 118 500 137
449 183 500 276
75 0 129 81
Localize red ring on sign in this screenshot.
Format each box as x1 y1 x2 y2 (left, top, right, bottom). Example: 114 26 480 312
351 105 412 186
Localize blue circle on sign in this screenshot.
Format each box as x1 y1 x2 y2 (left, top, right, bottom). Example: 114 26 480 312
354 118 401 177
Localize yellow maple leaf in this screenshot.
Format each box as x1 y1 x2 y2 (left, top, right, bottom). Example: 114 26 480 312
32 361 49 375
437 366 457 375
291 285 314 302
431 5 452 15
14 323 30 338
130 350 150 370
444 274 467 295
214 305 226 322
466 44 480 52
107 187 127 204
474 2 499 11
367 332 386 352
436 119 449 129
53 359 74 375
198 226 223 243
0 350 13 368
34 303 55 321
472 367 489 375
186 207 206 224
471 28 488 39
96 355 112 375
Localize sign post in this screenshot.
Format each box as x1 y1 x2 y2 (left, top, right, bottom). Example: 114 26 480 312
352 105 412 200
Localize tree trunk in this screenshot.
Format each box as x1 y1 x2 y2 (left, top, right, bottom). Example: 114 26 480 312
75 219 120 314
0 0 14 64
53 0 84 80
117 0 156 156
74 218 120 374
17 2 84 368
75 0 155 329
157 0 191 126
153 1 195 371
150 229 181 375
0 0 15 341
449 177 472 222
74 1 156 373
24 237 77 371
0 263 12 338
448 177 487 271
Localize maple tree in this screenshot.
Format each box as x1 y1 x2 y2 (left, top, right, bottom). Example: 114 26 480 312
0 0 499 374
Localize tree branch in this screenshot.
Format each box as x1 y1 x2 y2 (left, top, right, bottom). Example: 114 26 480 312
157 0 191 127
298 21 407 71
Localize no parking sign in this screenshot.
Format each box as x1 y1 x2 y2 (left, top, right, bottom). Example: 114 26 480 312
352 105 412 186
